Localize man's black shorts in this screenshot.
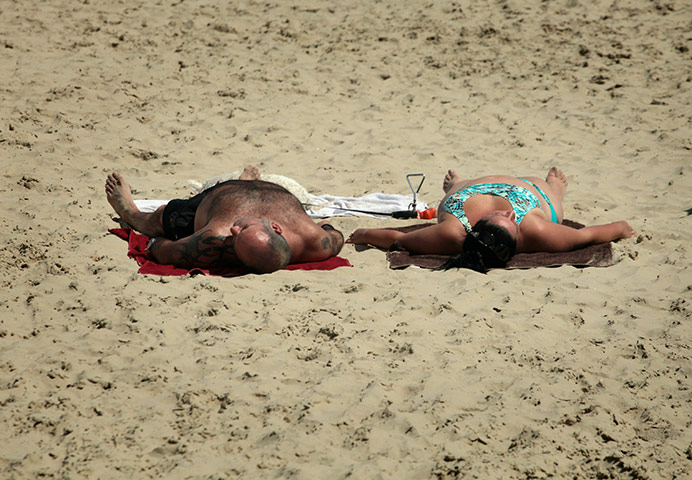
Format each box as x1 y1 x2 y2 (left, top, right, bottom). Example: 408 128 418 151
162 181 229 240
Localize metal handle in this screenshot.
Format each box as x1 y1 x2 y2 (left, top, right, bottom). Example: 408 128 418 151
406 173 426 210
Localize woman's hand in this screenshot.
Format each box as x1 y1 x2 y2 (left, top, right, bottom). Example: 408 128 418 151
347 228 370 244
614 221 636 240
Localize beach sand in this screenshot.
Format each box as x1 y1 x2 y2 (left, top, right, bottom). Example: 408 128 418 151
1 0 691 478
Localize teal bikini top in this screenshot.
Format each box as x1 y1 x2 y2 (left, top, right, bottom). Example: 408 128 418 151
442 181 555 232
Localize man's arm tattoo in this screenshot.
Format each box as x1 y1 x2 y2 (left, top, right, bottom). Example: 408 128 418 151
173 230 239 268
320 226 344 255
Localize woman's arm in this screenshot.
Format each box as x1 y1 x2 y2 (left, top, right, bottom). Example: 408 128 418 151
347 228 406 249
348 221 465 255
521 220 635 253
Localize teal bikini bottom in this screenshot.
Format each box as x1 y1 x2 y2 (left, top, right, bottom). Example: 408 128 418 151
519 179 558 223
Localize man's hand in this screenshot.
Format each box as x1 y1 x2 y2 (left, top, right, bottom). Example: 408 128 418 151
147 229 239 268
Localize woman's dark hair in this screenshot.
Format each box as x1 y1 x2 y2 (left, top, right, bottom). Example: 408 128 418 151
440 219 517 273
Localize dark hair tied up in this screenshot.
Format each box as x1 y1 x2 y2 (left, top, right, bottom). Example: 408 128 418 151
439 219 517 273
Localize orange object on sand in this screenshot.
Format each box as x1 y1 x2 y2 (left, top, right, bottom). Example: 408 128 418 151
417 208 437 219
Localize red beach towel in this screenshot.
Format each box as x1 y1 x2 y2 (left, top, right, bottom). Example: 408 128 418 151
109 228 352 277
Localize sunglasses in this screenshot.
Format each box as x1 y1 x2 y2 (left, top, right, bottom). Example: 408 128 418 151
470 230 512 263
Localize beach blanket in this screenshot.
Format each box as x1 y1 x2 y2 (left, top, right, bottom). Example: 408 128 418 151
385 220 614 270
109 228 352 277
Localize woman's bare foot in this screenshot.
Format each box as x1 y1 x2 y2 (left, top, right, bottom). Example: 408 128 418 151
443 169 461 193
105 172 140 224
239 165 261 180
546 167 568 202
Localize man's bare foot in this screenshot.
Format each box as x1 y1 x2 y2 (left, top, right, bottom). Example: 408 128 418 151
105 172 140 224
443 169 461 193
105 172 165 236
546 167 568 202
239 165 261 180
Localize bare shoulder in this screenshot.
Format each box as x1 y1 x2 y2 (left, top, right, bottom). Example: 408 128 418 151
518 216 582 253
436 218 467 242
292 220 344 262
398 219 466 255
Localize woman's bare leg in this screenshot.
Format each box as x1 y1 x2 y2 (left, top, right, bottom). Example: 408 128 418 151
105 172 166 237
545 167 568 203
443 169 462 193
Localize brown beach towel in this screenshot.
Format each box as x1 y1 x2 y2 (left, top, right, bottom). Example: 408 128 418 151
385 220 613 270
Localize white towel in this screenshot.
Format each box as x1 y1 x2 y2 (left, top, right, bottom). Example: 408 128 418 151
134 199 167 212
133 172 427 218
304 193 426 218
134 193 426 218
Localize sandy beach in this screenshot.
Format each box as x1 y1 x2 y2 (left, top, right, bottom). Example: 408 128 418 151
1 0 691 478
